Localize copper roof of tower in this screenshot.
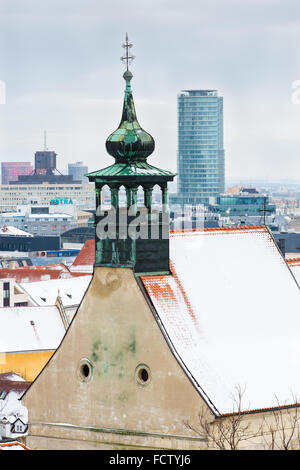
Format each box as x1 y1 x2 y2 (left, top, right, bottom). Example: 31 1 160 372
86 35 175 183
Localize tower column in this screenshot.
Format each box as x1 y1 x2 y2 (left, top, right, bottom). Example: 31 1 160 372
144 185 153 212
95 186 102 208
131 186 138 214
125 186 132 208
161 184 168 212
110 185 120 211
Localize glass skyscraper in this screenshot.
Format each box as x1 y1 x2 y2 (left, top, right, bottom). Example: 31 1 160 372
170 90 225 207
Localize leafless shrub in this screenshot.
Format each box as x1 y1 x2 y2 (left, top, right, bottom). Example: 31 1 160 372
185 386 300 450
184 385 259 450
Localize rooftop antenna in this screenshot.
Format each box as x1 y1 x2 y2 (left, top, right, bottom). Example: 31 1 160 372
121 33 135 71
44 130 48 151
258 196 273 225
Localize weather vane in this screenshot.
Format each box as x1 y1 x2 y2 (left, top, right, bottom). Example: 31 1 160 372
121 33 135 71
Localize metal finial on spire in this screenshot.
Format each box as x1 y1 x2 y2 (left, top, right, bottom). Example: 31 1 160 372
120 33 135 71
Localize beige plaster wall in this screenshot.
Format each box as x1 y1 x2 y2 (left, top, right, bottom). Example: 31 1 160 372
22 267 209 450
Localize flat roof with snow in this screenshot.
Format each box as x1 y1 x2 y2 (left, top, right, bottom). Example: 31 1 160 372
0 306 66 353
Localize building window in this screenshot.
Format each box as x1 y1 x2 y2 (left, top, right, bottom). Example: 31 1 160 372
0 391 8 400
77 358 93 383
3 282 10 307
135 364 151 386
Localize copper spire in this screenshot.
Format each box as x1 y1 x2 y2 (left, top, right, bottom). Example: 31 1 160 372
106 34 155 163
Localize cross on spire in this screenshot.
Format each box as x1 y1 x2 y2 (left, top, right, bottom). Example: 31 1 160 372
121 33 135 71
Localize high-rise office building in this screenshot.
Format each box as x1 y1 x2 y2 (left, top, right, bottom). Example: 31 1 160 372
170 90 225 207
1 162 33 185
14 150 80 185
68 162 89 184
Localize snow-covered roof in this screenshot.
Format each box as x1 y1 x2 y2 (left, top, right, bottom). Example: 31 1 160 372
141 226 300 415
19 275 92 307
0 373 30 396
0 306 66 353
28 213 72 219
0 226 33 237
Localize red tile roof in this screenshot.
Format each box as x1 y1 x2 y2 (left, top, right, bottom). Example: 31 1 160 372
0 268 63 283
286 257 300 266
0 441 30 450
0 373 31 394
170 224 266 235
72 240 95 267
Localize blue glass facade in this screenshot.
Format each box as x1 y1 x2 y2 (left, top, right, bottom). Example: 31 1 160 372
214 194 276 217
170 90 225 206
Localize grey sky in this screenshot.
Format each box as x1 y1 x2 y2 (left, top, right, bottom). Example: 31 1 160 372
0 0 300 183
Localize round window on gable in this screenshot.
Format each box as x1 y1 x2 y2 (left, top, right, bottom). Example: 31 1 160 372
135 364 151 386
78 358 93 383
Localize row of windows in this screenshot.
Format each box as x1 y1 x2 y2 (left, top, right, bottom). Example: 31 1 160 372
179 136 218 140
180 186 222 191
179 111 219 116
178 107 218 112
178 149 221 154
180 181 221 185
179 170 220 175
179 130 220 135
179 146 219 151
178 98 220 102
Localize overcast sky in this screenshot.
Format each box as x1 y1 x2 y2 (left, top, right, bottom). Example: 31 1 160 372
0 0 300 184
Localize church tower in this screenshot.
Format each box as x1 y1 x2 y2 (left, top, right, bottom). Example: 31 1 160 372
22 36 207 451
86 34 175 275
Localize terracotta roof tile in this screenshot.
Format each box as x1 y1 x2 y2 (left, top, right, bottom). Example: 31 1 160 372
0 268 62 283
0 441 30 450
72 240 95 267
287 257 300 266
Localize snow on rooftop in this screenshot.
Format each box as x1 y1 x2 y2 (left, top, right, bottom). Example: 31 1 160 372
19 275 92 307
0 372 25 382
0 390 28 424
0 306 66 353
28 213 72 219
141 226 300 414
0 226 33 237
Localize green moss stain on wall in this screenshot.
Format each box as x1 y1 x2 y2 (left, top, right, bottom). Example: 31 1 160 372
126 327 136 356
91 326 136 380
91 340 102 363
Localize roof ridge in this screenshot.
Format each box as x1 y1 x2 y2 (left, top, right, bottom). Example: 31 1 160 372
170 225 267 235
220 401 300 417
286 257 300 265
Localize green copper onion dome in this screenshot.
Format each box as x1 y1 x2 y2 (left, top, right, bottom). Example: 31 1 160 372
105 69 155 163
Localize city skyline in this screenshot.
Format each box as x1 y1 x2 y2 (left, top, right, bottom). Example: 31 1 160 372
0 0 300 183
